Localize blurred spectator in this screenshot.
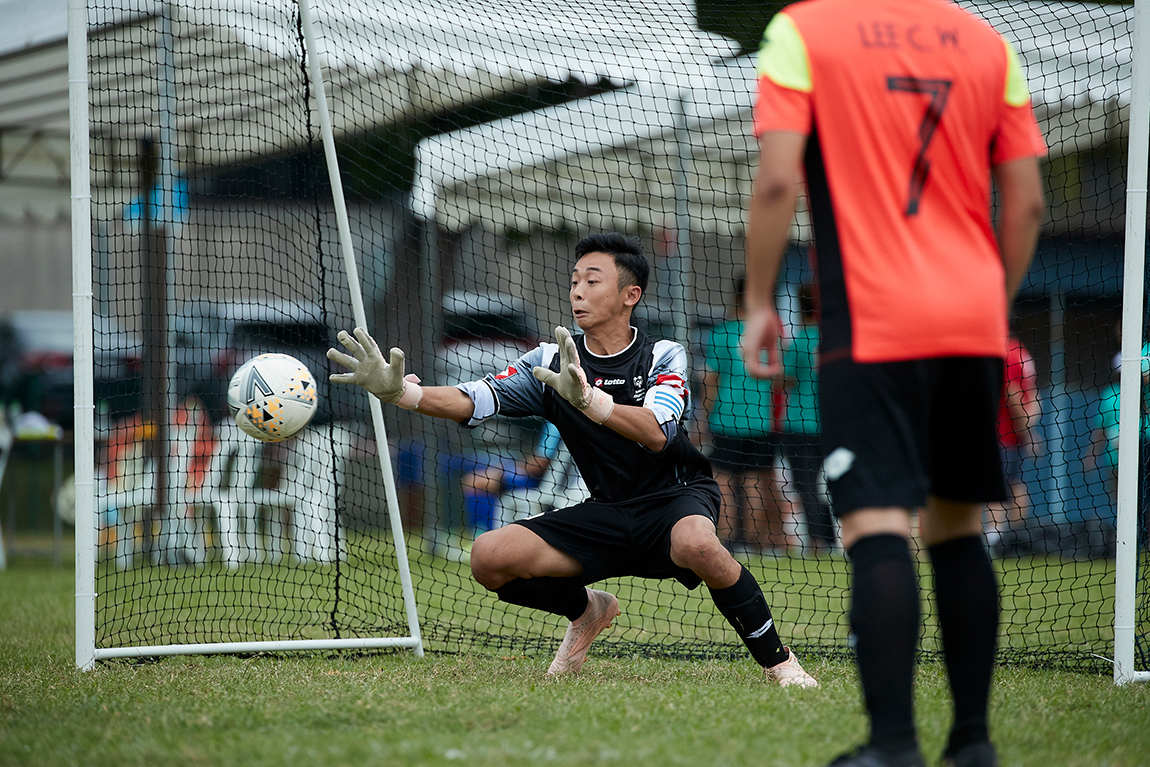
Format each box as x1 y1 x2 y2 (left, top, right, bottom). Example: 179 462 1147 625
1085 341 1150 530
395 439 426 534
780 284 835 553
987 335 1041 556
461 421 562 534
98 396 214 564
702 275 798 555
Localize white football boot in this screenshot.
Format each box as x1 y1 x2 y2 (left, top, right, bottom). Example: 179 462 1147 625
547 588 620 675
763 647 819 688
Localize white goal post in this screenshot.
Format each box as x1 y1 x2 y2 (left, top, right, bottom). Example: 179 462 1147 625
1115 0 1150 687
70 0 424 669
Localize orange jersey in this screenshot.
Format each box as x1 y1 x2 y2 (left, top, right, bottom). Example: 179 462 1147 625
755 0 1046 363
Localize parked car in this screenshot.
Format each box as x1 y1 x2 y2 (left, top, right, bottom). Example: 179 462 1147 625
0 310 143 429
436 291 541 454
437 291 540 386
174 299 344 424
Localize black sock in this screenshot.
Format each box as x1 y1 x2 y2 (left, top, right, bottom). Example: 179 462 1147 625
848 534 920 753
928 535 999 754
709 565 789 668
494 577 588 621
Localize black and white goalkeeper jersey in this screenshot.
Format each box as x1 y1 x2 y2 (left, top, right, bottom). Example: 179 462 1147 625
455 327 715 504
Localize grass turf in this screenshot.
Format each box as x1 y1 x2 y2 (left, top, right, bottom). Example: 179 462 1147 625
2 557 1149 767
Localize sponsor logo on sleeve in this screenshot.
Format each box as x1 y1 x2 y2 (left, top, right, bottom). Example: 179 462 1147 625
495 365 518 380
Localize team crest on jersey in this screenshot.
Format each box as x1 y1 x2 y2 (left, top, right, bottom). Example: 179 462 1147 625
495 365 518 380
632 375 643 389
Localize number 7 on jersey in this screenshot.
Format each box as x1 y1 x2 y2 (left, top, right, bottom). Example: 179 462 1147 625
887 77 953 216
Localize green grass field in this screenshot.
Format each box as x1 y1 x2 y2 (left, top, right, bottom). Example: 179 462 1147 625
2 550 1149 767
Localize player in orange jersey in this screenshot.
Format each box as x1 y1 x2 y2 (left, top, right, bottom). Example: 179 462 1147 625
742 1 1046 765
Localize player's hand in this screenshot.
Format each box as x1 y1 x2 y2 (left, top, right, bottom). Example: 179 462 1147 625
327 327 422 409
532 326 614 423
740 306 784 379
532 326 591 406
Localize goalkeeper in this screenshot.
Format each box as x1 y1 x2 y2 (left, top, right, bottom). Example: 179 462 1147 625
327 232 816 686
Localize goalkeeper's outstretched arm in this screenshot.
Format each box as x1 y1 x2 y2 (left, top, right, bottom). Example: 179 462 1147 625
327 327 475 422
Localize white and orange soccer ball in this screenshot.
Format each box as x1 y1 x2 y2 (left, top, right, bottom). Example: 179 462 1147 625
227 353 318 442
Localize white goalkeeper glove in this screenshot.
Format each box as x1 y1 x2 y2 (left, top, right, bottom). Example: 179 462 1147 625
326 327 423 410
532 326 615 424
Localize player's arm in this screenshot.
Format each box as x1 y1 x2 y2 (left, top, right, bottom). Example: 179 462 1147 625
744 11 811 379
401 386 476 421
599 403 669 452
1083 427 1107 474
522 452 552 480
1004 382 1034 447
743 130 806 379
992 37 1046 303
1084 393 1118 473
700 369 718 433
326 327 475 422
499 421 562 491
609 340 696 452
993 156 1044 303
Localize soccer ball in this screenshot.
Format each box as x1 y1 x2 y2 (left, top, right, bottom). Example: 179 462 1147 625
227 353 318 442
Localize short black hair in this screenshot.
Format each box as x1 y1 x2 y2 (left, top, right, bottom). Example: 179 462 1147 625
574 233 649 296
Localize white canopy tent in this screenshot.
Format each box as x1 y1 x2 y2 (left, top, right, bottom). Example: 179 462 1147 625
0 0 736 163
414 55 761 238
0 0 739 304
413 0 1133 240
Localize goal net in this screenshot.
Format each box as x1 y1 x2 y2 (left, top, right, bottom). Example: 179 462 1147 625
78 0 1145 674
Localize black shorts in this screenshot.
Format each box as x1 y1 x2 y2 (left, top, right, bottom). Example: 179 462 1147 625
709 433 777 472
512 481 721 589
821 356 1008 516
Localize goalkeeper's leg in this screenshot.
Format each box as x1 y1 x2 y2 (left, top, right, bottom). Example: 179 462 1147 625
471 525 619 674
670 515 817 688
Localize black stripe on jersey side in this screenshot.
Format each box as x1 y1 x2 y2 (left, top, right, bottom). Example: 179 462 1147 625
803 119 852 362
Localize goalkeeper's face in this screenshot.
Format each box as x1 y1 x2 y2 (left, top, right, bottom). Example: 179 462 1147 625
569 251 641 333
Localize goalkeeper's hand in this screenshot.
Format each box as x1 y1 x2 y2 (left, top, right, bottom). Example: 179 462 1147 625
327 327 423 410
532 326 614 424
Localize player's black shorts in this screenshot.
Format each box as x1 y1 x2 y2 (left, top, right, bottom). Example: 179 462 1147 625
820 356 1008 516
512 480 721 589
709 432 777 472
